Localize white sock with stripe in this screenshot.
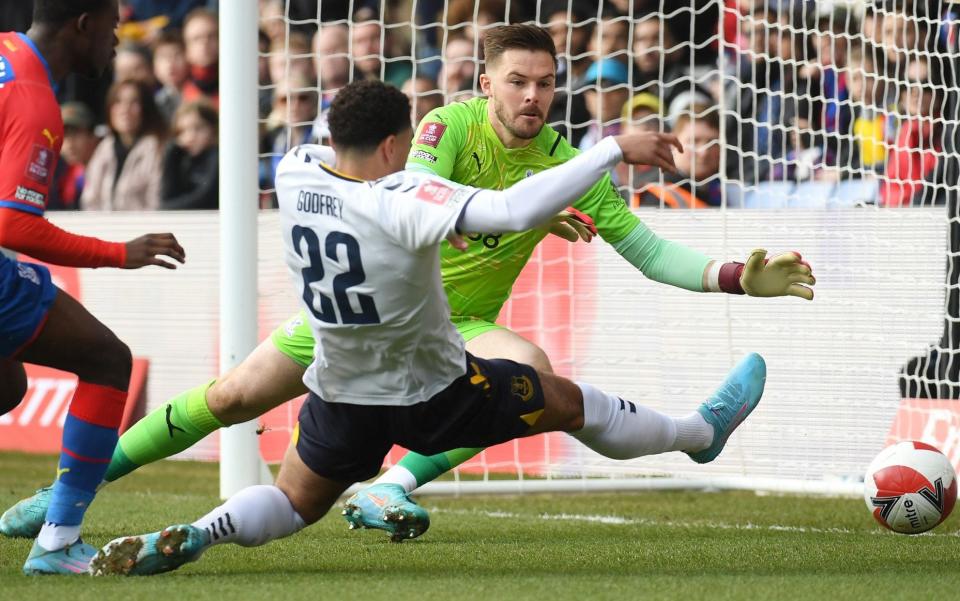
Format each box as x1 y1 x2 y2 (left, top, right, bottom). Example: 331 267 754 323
570 382 713 459
191 485 305 547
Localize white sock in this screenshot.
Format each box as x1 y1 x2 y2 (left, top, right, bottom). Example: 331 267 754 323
372 465 418 494
571 382 714 459
37 523 80 551
191 485 306 547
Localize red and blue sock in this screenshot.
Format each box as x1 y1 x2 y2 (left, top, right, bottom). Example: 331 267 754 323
45 381 127 526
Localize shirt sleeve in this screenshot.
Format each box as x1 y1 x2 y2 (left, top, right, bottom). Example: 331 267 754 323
0 85 60 216
376 174 476 252
404 104 467 178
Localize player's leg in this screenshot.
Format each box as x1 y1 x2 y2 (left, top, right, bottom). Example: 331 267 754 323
526 353 767 464
373 322 548 491
349 322 547 537
12 286 132 574
0 359 27 416
90 394 385 576
0 313 312 541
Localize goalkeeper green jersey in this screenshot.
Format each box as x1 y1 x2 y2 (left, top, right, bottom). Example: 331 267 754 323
406 97 641 323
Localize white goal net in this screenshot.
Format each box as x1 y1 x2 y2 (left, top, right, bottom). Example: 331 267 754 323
225 0 960 495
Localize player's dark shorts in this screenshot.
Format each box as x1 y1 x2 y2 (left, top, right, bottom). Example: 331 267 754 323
0 254 57 357
295 353 547 483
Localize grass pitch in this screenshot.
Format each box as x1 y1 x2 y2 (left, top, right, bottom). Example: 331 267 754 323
1 452 959 601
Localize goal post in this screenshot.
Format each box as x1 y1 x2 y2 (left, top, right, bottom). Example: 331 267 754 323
212 0 960 497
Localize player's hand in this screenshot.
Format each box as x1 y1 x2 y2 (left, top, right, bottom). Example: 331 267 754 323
740 249 816 301
547 208 597 243
613 131 683 173
123 233 186 269
446 232 468 251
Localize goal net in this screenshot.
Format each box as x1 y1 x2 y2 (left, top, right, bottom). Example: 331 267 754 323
231 0 960 495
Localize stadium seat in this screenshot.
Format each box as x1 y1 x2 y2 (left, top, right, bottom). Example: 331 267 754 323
740 182 796 209
831 179 879 207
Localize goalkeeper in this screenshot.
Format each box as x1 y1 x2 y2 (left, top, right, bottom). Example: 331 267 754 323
0 24 815 542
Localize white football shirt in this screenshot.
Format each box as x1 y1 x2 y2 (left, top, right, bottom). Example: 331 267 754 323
275 144 479 406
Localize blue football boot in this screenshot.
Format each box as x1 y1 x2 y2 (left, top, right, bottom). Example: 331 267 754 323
0 486 52 538
89 524 211 576
342 483 430 542
23 539 97 575
686 353 766 464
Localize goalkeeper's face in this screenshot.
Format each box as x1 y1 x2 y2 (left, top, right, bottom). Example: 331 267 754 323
482 50 556 142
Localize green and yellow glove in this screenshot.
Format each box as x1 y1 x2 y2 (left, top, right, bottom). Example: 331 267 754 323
546 208 598 243
707 249 816 300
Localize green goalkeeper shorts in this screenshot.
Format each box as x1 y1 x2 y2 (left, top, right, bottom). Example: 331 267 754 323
270 311 506 368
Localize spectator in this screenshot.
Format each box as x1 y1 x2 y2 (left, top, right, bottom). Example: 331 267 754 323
578 59 630 152
437 37 477 100
260 0 287 45
82 80 167 211
544 0 593 146
182 8 220 106
845 44 897 173
261 73 319 191
161 100 219 210
351 9 412 87
49 103 100 211
153 30 189 122
633 107 723 208
587 7 629 65
616 93 663 190
733 3 820 181
880 56 945 207
444 0 515 49
314 23 351 96
122 0 209 34
268 31 315 93
113 43 156 87
402 77 443 125
631 10 692 106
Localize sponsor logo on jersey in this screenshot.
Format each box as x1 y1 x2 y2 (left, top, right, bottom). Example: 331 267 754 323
0 55 13 85
415 180 455 205
417 122 446 147
412 149 437 164
2 39 16 52
15 185 45 206
25 144 54 184
41 128 59 148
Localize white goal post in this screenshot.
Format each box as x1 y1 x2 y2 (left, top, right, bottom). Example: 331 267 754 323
211 0 960 498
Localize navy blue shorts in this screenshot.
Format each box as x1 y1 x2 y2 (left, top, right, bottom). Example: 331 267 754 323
295 353 547 483
0 255 57 357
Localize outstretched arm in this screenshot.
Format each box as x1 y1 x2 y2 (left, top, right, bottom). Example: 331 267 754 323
458 132 681 234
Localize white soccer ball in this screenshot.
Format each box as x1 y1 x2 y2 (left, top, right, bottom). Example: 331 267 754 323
863 441 957 534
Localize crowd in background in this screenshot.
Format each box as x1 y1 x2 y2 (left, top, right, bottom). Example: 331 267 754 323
6 0 958 211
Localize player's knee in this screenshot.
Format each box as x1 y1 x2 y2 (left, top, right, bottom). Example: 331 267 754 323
0 371 27 416
96 336 133 389
517 345 553 374
205 373 251 425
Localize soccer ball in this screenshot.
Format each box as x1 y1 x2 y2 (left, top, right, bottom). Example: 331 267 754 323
863 441 957 534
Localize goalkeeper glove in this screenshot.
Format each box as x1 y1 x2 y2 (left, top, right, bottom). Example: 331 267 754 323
711 249 816 300
546 207 598 243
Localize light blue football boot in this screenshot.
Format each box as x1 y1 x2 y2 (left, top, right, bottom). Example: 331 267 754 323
89 524 211 576
686 353 766 464
342 483 430 542
0 486 52 538
22 539 97 575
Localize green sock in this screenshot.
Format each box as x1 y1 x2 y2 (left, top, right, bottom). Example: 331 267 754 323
103 380 223 482
396 447 485 487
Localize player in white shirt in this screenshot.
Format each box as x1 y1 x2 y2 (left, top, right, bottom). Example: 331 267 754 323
89 81 769 576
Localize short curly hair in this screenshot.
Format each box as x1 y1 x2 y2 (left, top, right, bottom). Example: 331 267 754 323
327 80 412 152
33 0 112 24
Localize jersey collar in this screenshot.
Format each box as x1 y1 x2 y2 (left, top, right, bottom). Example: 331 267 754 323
15 33 57 90
320 162 364 183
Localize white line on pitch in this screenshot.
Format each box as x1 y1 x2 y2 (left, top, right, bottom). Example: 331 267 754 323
429 508 960 538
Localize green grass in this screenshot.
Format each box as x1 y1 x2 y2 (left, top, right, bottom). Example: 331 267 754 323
2 452 959 601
